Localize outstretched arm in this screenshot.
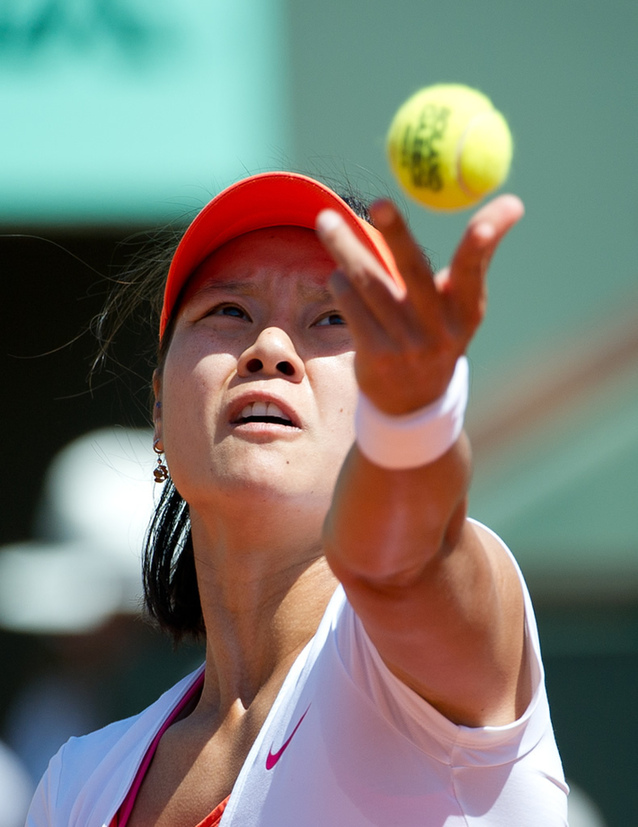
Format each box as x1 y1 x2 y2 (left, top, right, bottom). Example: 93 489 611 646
317 195 528 728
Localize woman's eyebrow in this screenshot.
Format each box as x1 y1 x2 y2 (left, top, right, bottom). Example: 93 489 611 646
296 282 336 303
188 280 260 299
190 280 336 304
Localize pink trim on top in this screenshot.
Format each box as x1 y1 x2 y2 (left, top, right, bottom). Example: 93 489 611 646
114 670 206 827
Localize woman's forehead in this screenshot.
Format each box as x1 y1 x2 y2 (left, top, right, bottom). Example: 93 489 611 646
182 225 336 299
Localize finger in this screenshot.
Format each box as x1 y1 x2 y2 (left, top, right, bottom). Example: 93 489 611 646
316 209 402 300
328 268 393 347
317 209 424 343
367 199 441 323
446 194 524 331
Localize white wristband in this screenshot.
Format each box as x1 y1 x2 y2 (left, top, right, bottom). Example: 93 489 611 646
354 356 469 470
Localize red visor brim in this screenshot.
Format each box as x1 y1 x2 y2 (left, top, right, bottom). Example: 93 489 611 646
160 171 401 339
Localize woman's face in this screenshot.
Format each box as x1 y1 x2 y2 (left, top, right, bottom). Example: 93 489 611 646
155 226 357 517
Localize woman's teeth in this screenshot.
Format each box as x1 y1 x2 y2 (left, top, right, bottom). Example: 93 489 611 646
238 402 292 424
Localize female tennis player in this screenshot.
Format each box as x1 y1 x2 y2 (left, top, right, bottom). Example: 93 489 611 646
26 172 568 826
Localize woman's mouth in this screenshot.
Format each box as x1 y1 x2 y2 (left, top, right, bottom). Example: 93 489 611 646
234 401 296 427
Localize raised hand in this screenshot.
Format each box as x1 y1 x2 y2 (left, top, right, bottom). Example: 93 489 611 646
316 195 524 415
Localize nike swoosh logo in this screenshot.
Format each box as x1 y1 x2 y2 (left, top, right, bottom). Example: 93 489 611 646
265 704 311 770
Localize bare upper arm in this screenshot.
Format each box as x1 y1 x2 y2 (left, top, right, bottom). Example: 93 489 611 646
331 518 531 727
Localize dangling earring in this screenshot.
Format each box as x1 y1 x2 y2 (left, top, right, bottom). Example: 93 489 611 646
153 439 169 483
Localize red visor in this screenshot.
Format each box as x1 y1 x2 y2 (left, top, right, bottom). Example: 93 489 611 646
159 171 401 339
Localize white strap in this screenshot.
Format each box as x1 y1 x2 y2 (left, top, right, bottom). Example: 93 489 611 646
354 356 469 469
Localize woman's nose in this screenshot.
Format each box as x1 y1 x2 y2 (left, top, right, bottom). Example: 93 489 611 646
237 327 305 381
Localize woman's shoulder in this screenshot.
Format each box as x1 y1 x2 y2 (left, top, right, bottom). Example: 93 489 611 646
28 665 205 826
67 664 204 759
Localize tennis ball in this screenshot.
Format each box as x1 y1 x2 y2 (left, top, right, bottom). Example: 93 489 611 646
386 83 513 211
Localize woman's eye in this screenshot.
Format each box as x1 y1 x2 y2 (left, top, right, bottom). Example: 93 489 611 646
209 304 250 321
316 312 346 327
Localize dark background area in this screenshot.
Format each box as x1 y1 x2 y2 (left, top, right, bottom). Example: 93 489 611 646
2 230 152 544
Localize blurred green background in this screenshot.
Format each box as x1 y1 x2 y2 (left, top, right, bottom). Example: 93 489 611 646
1 1 636 823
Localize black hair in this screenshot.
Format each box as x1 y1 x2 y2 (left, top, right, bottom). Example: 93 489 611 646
142 479 204 640
90 226 203 642
94 178 377 643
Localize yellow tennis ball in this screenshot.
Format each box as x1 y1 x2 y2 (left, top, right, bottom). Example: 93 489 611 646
386 83 513 211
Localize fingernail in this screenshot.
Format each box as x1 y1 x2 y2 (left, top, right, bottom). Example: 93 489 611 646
370 199 394 227
474 222 496 242
316 209 344 234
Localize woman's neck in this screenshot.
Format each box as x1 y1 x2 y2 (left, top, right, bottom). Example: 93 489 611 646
188 506 337 716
